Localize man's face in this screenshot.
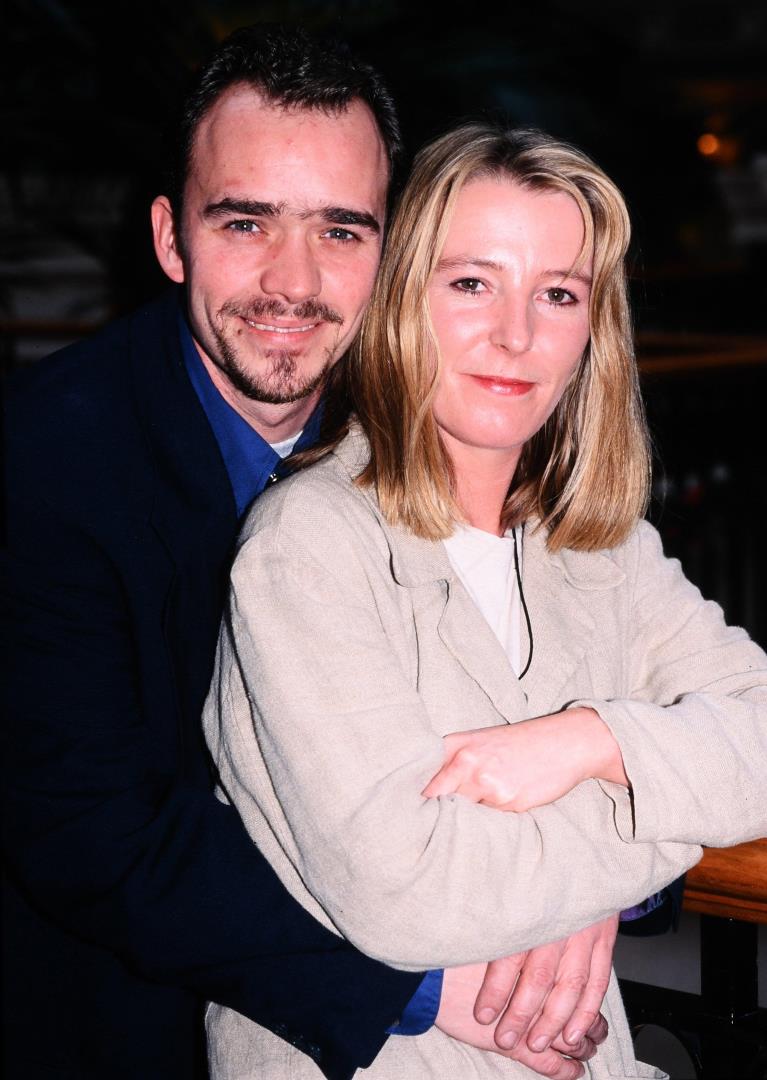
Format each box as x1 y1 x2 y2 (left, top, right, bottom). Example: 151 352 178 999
160 87 388 413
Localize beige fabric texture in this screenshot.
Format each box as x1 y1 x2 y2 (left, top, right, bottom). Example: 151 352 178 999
203 429 767 1079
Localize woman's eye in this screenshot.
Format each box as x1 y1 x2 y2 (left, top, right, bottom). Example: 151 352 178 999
544 287 575 305
453 278 484 294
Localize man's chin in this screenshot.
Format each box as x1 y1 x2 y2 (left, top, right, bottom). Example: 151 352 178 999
228 366 328 407
242 385 317 406
211 331 334 407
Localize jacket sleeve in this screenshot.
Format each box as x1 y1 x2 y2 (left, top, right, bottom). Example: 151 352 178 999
581 520 767 848
205 486 702 973
1 488 423 1080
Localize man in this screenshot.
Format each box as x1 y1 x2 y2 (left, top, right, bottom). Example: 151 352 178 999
3 23 618 1080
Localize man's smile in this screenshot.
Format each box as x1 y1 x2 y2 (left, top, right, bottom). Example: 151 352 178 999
244 319 320 334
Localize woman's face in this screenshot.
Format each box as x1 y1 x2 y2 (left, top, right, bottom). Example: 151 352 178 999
427 176 593 473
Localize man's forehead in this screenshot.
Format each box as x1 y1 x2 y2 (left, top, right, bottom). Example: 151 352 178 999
189 86 389 208
195 85 385 162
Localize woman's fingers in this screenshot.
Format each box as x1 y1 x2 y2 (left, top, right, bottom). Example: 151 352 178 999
420 758 466 798
421 736 482 799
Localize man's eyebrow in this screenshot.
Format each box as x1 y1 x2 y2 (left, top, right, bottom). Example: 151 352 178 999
310 206 381 234
204 198 280 219
202 198 380 234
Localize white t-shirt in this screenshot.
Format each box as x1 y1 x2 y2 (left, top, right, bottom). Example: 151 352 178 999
269 432 302 459
443 524 523 676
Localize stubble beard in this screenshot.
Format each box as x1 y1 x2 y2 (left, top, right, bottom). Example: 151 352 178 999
211 298 344 405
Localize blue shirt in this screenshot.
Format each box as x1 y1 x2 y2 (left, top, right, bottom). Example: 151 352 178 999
180 316 324 515
179 316 441 1036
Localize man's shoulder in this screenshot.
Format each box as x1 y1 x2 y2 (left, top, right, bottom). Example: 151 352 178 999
4 290 186 510
6 290 180 421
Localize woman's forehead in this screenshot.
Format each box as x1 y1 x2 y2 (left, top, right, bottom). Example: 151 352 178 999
438 176 591 272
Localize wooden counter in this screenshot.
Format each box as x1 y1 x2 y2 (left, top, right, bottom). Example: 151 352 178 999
683 838 767 923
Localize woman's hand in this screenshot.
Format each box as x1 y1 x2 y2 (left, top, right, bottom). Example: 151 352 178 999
422 708 628 812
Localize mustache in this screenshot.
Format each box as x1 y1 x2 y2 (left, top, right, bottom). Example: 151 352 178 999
222 298 344 326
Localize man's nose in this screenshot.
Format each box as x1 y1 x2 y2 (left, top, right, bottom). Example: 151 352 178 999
259 233 322 304
490 298 534 355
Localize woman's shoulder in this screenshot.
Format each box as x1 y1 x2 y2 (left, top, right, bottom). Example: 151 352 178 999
609 518 675 575
538 517 668 592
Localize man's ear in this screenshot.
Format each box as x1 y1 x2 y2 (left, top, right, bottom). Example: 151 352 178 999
151 196 185 284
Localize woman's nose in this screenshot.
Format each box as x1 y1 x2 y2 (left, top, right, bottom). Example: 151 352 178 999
490 298 534 354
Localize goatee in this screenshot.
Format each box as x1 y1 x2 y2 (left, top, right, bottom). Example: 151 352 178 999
211 297 344 404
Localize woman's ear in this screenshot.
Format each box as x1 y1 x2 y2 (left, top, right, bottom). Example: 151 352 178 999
151 196 185 284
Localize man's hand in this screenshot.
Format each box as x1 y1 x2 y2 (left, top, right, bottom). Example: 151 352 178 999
476 916 617 1053
436 962 604 1080
422 709 628 812
436 915 617 1077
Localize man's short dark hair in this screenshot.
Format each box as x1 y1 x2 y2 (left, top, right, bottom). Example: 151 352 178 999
166 23 402 214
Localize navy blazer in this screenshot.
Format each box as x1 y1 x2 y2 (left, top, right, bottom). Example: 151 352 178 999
2 290 422 1080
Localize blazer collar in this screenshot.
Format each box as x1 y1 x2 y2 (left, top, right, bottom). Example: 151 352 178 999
332 426 455 585
333 427 624 585
333 429 626 718
128 289 238 560
519 526 625 715
434 524 626 720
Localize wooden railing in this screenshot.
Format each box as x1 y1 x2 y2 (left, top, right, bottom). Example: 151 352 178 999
684 839 767 923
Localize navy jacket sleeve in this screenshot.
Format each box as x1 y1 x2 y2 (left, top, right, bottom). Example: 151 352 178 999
1 315 423 1080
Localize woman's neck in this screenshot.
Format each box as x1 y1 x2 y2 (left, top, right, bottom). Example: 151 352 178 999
445 436 521 537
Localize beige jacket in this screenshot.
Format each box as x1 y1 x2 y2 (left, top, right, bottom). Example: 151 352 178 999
203 430 767 1079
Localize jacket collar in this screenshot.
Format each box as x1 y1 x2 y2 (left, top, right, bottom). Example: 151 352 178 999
519 526 624 715
332 426 456 587
333 426 625 717
127 289 238 560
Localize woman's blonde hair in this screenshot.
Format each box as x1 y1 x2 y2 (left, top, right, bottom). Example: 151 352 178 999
351 123 651 551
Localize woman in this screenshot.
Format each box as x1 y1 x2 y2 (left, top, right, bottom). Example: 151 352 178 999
203 124 767 1078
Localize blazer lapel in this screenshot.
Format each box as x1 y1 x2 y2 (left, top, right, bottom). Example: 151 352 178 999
437 579 530 722
129 290 238 560
520 525 625 717
127 291 239 772
382 512 529 723
333 431 624 725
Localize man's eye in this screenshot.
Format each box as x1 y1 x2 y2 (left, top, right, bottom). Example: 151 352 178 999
227 220 260 234
452 278 484 294
544 287 575 305
324 227 357 242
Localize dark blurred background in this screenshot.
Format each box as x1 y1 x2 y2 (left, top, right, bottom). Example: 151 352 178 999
2 5 766 1072
2 0 766 641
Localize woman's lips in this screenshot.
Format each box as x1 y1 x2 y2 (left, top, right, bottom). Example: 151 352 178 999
467 374 535 395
